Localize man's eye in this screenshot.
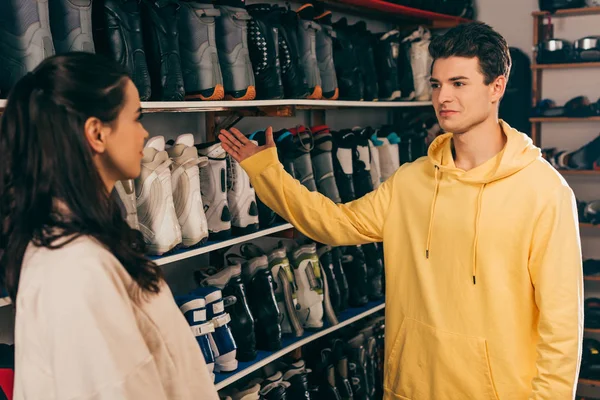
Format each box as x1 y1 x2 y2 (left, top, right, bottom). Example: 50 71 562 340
454 82 465 87
430 83 440 89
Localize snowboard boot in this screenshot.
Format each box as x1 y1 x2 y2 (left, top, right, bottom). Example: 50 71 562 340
49 0 94 53
332 18 362 100
192 286 238 372
368 137 381 190
242 255 283 351
312 348 343 400
227 146 260 235
260 372 290 400
175 294 217 380
215 2 256 100
405 26 432 101
341 246 369 307
397 30 415 101
373 29 401 101
246 4 284 100
331 247 349 312
351 126 375 199
317 244 342 315
267 246 304 337
248 130 278 228
290 243 325 329
296 4 322 99
140 0 185 101
349 21 378 101
274 129 298 177
311 125 342 203
177 0 224 100
358 326 377 400
277 6 310 99
166 134 209 248
112 180 140 230
373 127 400 181
135 136 182 255
283 360 312 400
196 142 232 240
312 2 338 100
94 0 151 100
289 126 317 192
331 339 354 400
0 0 55 96
347 334 368 400
201 263 257 362
332 129 357 203
362 243 384 300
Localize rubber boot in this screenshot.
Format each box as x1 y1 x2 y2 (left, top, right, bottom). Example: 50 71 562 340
140 0 185 101
0 0 55 96
49 0 95 53
373 29 401 101
227 145 260 235
331 247 349 312
192 286 238 372
277 6 310 99
351 126 375 199
332 129 357 203
332 339 354 400
247 4 284 99
349 21 378 101
242 255 283 351
296 4 322 99
178 0 224 100
200 263 257 362
311 125 342 203
196 142 232 240
248 130 278 228
341 246 369 307
283 360 312 400
332 18 362 100
317 244 342 315
166 134 209 248
94 0 151 100
112 180 140 230
312 2 338 100
175 294 216 381
215 2 256 100
290 243 325 329
268 246 304 337
289 126 318 192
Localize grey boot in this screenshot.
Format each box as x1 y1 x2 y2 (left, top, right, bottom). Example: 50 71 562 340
313 7 338 100
178 0 224 100
296 5 322 99
49 0 95 54
0 0 55 96
215 3 256 100
311 125 341 203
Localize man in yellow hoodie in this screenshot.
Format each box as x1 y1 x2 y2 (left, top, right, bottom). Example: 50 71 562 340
219 22 583 400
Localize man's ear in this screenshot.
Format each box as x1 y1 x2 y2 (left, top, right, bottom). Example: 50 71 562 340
84 117 110 154
490 75 507 104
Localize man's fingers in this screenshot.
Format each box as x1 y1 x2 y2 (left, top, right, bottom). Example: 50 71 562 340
221 141 242 162
265 126 275 148
219 130 243 149
229 127 250 145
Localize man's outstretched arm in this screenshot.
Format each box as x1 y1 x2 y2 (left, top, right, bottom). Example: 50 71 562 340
219 127 394 246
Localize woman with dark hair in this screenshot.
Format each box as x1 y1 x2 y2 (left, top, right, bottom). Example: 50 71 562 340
0 52 218 399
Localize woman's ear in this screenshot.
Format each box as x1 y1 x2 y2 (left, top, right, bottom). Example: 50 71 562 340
84 117 110 154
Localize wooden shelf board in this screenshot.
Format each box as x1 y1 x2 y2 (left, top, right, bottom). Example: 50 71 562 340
533 6 600 17
532 62 600 70
530 117 600 122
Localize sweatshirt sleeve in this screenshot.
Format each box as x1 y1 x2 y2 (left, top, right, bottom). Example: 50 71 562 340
43 255 169 400
240 147 393 246
528 185 583 400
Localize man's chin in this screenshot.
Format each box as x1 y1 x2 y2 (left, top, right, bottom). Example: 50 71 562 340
439 121 466 135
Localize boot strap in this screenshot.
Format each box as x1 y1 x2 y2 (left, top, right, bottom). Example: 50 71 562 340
190 321 215 337
212 312 231 328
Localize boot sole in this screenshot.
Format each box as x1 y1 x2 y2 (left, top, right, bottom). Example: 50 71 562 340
185 84 225 101
232 223 259 236
307 85 323 100
225 85 256 101
322 87 339 100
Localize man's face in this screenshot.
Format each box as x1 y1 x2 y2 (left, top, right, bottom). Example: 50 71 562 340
430 56 504 134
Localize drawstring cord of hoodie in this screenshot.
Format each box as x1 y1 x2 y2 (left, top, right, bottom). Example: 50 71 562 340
426 165 440 259
472 183 486 285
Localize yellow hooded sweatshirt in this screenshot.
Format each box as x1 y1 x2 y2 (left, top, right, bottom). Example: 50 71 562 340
240 121 583 400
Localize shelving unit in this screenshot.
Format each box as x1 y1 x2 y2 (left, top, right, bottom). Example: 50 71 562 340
215 301 385 391
530 6 600 146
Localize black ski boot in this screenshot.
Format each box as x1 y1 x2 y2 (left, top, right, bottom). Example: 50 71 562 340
373 29 401 101
283 360 313 400
247 4 284 99
349 21 378 101
276 5 310 99
289 126 318 192
317 244 342 315
311 125 342 203
331 247 349 312
140 0 185 101
332 18 362 100
94 0 151 100
332 129 357 203
342 246 369 308
49 0 95 53
331 339 354 400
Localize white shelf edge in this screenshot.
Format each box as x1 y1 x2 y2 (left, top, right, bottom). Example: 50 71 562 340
214 302 386 391
154 224 294 266
0 297 11 308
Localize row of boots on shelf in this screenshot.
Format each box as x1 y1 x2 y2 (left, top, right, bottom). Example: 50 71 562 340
172 238 385 380
0 0 434 102
221 314 385 400
543 134 600 171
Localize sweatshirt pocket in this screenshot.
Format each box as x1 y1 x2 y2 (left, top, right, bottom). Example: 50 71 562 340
384 318 500 400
